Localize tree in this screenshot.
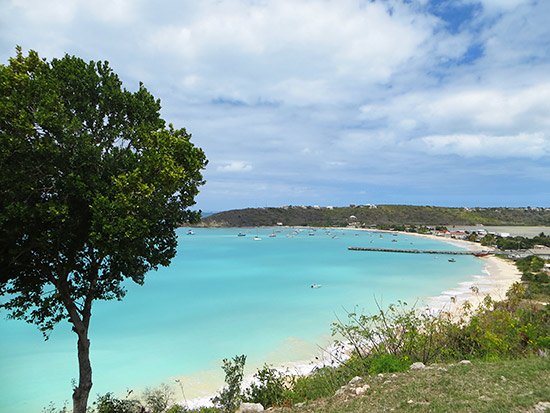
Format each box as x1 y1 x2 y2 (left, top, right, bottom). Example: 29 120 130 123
0 48 207 413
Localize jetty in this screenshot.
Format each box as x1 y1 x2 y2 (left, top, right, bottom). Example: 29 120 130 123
348 247 493 257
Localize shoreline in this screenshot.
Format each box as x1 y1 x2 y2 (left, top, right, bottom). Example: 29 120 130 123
178 228 522 409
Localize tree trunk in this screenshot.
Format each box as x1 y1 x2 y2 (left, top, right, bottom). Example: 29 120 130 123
72 330 93 413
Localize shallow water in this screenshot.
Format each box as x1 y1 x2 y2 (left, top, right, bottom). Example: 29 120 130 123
0 227 483 412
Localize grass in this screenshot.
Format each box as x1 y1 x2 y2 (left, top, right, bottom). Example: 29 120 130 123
271 357 550 413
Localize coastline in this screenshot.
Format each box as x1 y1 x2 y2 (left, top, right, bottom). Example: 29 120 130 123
178 228 522 409
401 231 521 314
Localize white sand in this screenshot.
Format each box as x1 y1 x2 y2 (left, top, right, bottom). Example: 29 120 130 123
400 231 521 314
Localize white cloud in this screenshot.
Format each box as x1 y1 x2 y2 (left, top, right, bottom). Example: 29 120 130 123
216 161 253 173
420 133 549 158
146 0 444 104
2 0 550 209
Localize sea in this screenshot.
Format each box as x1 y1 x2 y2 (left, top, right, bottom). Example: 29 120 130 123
0 227 484 412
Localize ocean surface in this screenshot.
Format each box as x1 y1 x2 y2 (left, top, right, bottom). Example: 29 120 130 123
0 227 483 412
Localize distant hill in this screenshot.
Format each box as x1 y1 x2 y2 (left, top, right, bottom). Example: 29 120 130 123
201 205 550 227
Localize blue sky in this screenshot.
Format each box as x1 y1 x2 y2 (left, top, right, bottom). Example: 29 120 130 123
1 0 549 211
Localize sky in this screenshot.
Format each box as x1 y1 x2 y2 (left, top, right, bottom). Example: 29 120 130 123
1 0 549 211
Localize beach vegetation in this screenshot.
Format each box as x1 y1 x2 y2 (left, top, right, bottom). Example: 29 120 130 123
143 383 174 413
243 364 290 408
0 47 207 413
93 392 142 413
212 354 247 413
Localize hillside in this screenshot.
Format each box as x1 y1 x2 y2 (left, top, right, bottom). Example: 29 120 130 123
202 205 550 227
271 357 550 413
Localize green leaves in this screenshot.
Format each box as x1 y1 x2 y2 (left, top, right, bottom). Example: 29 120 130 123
0 47 207 328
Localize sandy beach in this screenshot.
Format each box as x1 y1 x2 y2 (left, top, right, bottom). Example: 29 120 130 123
179 228 523 409
401 231 521 314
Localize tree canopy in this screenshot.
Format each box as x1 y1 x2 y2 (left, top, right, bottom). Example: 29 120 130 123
0 47 207 412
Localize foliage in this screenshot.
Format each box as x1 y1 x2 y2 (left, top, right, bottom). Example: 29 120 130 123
185 408 221 413
366 354 410 374
165 405 187 413
517 256 546 273
480 234 497 246
289 365 350 403
93 393 142 413
497 233 550 250
514 256 550 301
332 300 455 364
0 47 207 413
203 205 550 227
41 402 69 413
212 355 247 413
143 383 173 413
243 364 289 408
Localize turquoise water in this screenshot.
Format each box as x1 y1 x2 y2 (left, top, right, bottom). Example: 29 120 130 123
0 228 482 412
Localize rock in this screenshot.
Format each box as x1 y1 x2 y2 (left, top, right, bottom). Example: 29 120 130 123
391 374 398 378
294 402 305 408
410 362 426 370
334 387 347 397
348 376 364 386
438 367 448 372
500 375 507 382
407 399 414 404
354 384 370 395
478 395 492 401
459 360 472 365
237 402 264 413
534 401 550 412
377 373 384 378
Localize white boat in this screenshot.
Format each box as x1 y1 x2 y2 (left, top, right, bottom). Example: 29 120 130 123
187 230 195 235
310 284 322 289
253 236 262 241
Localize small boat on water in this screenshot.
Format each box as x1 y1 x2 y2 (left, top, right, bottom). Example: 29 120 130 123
238 232 246 237
253 236 262 241
448 258 456 262
187 230 195 235
269 233 276 238
310 284 322 289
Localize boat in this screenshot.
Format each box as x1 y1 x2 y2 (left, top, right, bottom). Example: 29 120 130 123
253 236 262 241
187 230 195 235
310 284 322 289
269 233 276 238
448 258 456 262
238 232 246 237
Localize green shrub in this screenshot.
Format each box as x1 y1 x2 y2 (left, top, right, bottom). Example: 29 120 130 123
243 364 289 408
211 355 246 413
165 404 187 413
143 383 173 413
367 354 410 374
332 300 455 364
289 366 348 402
93 393 142 413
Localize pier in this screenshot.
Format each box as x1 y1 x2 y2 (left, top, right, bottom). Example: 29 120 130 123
348 247 493 257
